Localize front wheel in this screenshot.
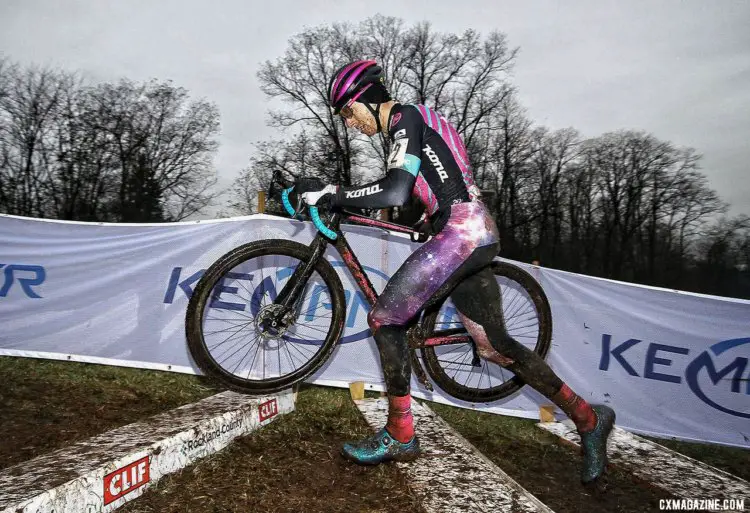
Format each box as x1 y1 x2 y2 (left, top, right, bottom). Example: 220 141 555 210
185 239 346 394
419 260 553 402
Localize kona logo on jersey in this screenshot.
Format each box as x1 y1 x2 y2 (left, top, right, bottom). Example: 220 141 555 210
345 184 382 198
423 145 449 183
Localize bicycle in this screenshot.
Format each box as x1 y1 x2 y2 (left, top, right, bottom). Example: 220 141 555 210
185 187 552 403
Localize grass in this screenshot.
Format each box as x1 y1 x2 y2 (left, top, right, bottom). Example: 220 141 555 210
0 356 218 469
0 356 216 403
2 357 748 513
641 436 750 481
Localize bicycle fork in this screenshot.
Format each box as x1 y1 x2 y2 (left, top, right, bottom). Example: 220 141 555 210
268 235 329 328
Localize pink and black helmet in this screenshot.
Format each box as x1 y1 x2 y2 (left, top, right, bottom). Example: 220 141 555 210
327 60 391 114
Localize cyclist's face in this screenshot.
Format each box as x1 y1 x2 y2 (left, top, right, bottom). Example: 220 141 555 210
340 102 378 137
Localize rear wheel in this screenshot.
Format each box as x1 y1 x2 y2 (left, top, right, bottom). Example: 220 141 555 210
419 260 552 402
185 239 346 394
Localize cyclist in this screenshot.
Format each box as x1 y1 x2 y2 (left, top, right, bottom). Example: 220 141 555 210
293 59 616 487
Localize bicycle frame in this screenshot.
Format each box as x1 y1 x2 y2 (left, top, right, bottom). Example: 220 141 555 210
273 209 474 391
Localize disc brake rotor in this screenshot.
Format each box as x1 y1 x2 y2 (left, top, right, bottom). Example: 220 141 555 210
254 304 291 340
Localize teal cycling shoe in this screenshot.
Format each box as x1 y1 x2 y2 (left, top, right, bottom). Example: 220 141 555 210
341 428 421 465
579 404 616 486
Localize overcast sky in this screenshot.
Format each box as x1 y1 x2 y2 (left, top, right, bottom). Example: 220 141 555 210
2 0 749 219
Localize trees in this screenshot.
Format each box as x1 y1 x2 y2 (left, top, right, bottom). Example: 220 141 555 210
242 16 750 297
0 61 69 218
5 17 743 296
230 15 747 297
0 61 221 222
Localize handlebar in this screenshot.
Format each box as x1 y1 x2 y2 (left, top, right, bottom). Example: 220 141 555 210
281 187 338 240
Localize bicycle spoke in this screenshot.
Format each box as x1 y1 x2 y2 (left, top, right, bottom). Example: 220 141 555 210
277 338 282 377
288 324 330 336
207 303 256 321
212 335 251 365
235 274 257 300
282 340 294 371
503 292 525 325
498 358 508 384
506 310 537 333
478 361 489 391
284 339 318 363
296 301 324 318
203 323 255 337
220 332 261 368
203 318 255 335
283 340 306 371
240 336 263 377
458 352 474 388
208 323 256 353
205 316 255 326
509 328 538 339
440 343 471 358
507 316 538 332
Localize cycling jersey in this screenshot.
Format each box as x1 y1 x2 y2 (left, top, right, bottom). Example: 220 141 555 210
335 103 482 231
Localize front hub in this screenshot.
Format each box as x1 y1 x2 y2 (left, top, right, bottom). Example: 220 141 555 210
254 304 290 339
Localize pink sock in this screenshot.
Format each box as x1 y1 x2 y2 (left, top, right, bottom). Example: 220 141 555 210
385 394 415 443
551 384 597 433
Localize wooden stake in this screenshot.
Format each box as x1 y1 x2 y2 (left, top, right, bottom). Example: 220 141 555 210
539 404 556 423
257 191 266 214
349 381 365 401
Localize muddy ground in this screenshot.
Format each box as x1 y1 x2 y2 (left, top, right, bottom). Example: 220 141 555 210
2 357 747 513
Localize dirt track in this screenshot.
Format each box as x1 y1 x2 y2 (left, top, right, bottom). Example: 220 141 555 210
2 358 747 513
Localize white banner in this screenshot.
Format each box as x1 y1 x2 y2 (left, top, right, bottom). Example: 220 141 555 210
1 213 748 448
